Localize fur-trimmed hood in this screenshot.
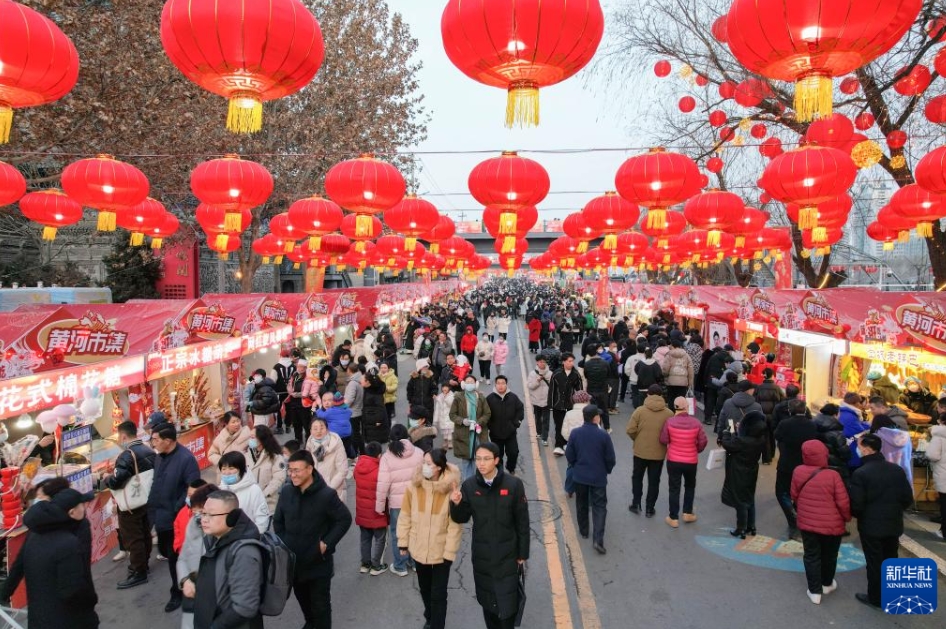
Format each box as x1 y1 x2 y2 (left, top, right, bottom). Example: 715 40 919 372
411 462 459 491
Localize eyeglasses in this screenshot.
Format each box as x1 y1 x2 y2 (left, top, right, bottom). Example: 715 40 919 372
287 467 311 475
201 512 231 519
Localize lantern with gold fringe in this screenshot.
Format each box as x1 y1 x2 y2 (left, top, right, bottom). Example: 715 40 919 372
615 148 702 230
340 214 382 253
493 237 528 257
867 222 899 251
889 184 946 238
192 156 273 232
760 146 856 231
196 204 251 250
288 195 343 251
61 155 149 232
19 189 82 241
876 205 913 243
562 212 601 253
144 212 179 250
418 215 456 255
582 192 640 252
384 195 439 251
469 152 549 238
326 154 405 238
641 209 686 250
726 207 769 248
0 160 26 206
205 231 242 260
117 198 166 246
268 212 300 253
683 190 744 246
253 234 285 265
484 204 538 253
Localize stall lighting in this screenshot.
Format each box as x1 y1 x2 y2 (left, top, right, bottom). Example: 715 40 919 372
15 414 33 429
259 347 268 354
302 335 312 342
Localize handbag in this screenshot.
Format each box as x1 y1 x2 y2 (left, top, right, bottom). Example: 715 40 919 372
685 388 696 416
112 449 153 512
705 448 726 471
515 562 527 627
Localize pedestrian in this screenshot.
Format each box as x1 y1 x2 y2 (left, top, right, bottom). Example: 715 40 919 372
838 392 870 469
450 374 492 479
407 359 438 419
460 325 479 366
344 364 366 455
493 336 509 377
191 490 264 629
316 392 354 460
208 411 252 467
475 332 495 384
527 355 552 447
148 422 201 613
753 368 785 463
398 448 463 629
720 410 767 538
924 414 946 539
247 368 281 429
702 349 732 427
633 347 664 399
275 450 353 629
850 433 914 610
101 420 156 590
286 359 312 443
378 362 399 422
626 384 673 518
662 339 694 404
812 404 852 483
362 369 392 446
376 424 425 576
790 441 851 605
566 404 616 554
434 383 456 450
354 441 389 575
869 414 914 483
450 443 530 629
408 404 438 453
660 397 708 529
527 316 542 352
717 380 763 438
305 416 349 502
175 483 217 629
548 352 585 456
486 375 525 474
774 399 819 540
217 451 271 534
624 343 646 408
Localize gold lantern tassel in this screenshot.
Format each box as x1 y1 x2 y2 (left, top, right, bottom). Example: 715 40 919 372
215 234 230 250
432 271 439 279
293 262 301 270
506 81 540 129
754 251 763 260
801 249 811 259
355 241 366 253
502 236 516 253
0 104 11 144
42 226 57 241
735 236 745 248
405 237 417 251
730 256 739 264
898 230 910 243
753 261 762 271
499 212 517 235
284 240 294 253
408 260 415 271
794 72 833 122
457 260 465 271
577 242 589 253
262 256 271 265
798 207 818 230
387 257 396 267
430 243 440 254
507 269 515 277
775 251 783 261
218 252 229 261
708 230 721 247
603 234 617 251
308 235 322 250
227 91 263 134
130 232 144 246
151 237 164 249
355 214 374 238
812 227 827 244
763 255 772 264
274 255 284 264
337 263 347 271
883 242 894 251
647 209 668 230
918 222 933 238
97 211 117 231
224 212 243 231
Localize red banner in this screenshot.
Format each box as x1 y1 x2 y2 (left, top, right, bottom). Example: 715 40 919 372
146 337 242 380
178 421 215 470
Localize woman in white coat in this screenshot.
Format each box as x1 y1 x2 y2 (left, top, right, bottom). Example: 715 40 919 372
247 424 287 513
306 416 349 502
217 451 270 533
923 414 946 539
474 333 494 385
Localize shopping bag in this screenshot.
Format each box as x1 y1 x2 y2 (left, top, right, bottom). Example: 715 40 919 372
685 389 696 416
515 563 527 627
705 448 726 471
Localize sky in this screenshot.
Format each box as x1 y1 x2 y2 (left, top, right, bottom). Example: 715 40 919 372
387 1 642 225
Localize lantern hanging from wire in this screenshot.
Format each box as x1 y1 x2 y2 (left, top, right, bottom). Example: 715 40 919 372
61 154 150 231
19 189 82 241
759 146 857 230
0 160 26 206
469 152 549 239
384 195 440 251
325 154 405 238
615 148 702 230
683 190 745 246
117 197 167 246
144 212 180 249
191 155 273 232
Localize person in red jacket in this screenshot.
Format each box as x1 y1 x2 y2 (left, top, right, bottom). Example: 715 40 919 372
791 440 852 605
459 326 478 366
354 441 389 575
527 317 542 353
659 397 708 529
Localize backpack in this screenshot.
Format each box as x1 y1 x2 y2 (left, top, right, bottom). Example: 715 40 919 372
251 385 280 415
669 357 688 378
227 530 296 616
273 363 291 394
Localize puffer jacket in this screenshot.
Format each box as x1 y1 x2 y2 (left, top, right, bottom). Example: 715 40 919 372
397 464 463 565
562 403 588 441
301 369 323 401
450 392 492 460
376 439 425 513
220 470 271 534
527 366 551 408
493 340 509 365
634 358 663 390
662 347 694 388
305 432 349 502
475 339 494 362
583 356 610 392
791 440 851 536
317 404 353 439
626 395 673 460
104 440 156 494
379 370 399 405
248 449 288 512
717 392 763 435
812 414 852 477
838 403 870 468
354 454 388 529
659 413 708 464
924 425 946 494
753 380 784 417
208 425 253 466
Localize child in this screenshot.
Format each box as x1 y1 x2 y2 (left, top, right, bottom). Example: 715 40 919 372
353 441 388 575
493 336 509 376
453 354 472 383
434 384 455 450
407 404 438 453
172 479 208 556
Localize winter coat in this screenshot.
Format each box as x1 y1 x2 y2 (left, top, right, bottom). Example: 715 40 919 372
274 472 352 581
527 318 542 342
362 382 390 445
0 502 98 629
407 372 437 416
476 339 495 362
209 425 253 466
398 464 463 565
450 392 492 460
662 347 694 388
654 345 670 366
924 425 946 493
220 470 271 534
496 316 511 335
434 391 455 435
791 441 852 537
634 358 664 391
305 432 349 502
812 414 852 477
317 404 353 439
173 505 192 554
104 440 156 497
175 512 204 588
625 352 645 385
838 403 870 468
659 414 708 464
450 467 530 621
717 392 763 435
714 381 740 418
704 351 731 384
869 375 900 406
301 369 323 401
250 377 281 416
753 380 784 418
566 422 617 487
720 414 767 511
376 439 424 513
344 375 364 417
774 415 819 474
850 452 914 538
409 424 437 452
248 449 288 512
493 340 510 365
562 403 588 442
900 388 936 416
876 427 914 484
887 405 910 430
626 395 673 461
193 511 264 629
486 391 525 441
354 455 388 529
548 367 584 411
685 343 704 379
527 366 551 408
148 441 201 532
773 397 808 431
379 370 399 405
583 356 611 393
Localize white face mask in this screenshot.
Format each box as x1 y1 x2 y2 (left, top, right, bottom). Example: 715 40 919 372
422 464 435 479
253 375 263 384
463 383 477 392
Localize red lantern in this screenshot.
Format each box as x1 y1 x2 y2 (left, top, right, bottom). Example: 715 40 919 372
206 231 243 259
376 235 409 262
876 205 914 243
760 146 857 229
718 127 736 143
734 78 772 107
726 207 769 247
325 153 405 237
144 212 179 250
493 237 528 256
340 241 376 273
441 0 605 128
614 231 649 257
0 1 79 144
319 233 352 257
582 191 640 251
683 190 745 245
61 154 150 231
615 148 702 230
712 16 729 43
708 110 727 127
726 0 923 121
253 234 286 264
894 65 931 96
926 17 946 42
915 145 946 195
654 60 671 77
196 204 251 250
718 81 736 100
562 212 600 253
418 214 456 255
287 195 343 251
191 155 273 231
0 160 26 206
340 213 383 252
484 204 537 252
695 75 709 87
925 95 946 124
890 184 946 238
886 130 907 150
801 226 843 251
936 47 946 77
706 157 724 173
679 96 696 113
839 76 860 94
19 189 82 241
866 221 899 251
468 151 549 237
117 198 166 246
286 243 314 269
269 212 301 252
759 137 783 159
384 195 440 251
804 113 853 150
160 0 324 133
640 210 687 249
785 195 852 229
854 112 875 130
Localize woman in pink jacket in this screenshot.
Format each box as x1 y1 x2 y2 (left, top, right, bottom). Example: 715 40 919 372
659 397 708 529
492 336 510 377
376 424 424 576
301 367 322 406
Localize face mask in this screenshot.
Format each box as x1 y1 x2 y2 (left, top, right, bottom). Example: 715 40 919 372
463 383 477 392
221 473 239 486
254 375 263 384
422 464 435 479
409 419 419 429
856 447 867 459
248 438 259 450
118 440 129 450
185 496 191 507
908 384 920 392
340 360 350 367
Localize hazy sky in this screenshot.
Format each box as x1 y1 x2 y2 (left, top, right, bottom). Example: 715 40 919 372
387 1 641 224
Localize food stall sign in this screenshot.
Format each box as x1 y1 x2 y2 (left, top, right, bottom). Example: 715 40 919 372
335 312 358 327
778 327 845 352
66 466 94 494
678 305 705 319
146 337 242 380
848 341 946 375
298 315 331 336
734 318 768 335
0 355 145 420
61 425 93 451
242 325 293 355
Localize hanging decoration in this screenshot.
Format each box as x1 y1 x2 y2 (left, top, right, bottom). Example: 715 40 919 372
268 212 301 253
582 191 640 251
418 214 456 255
61 155 149 231
19 189 82 241
759 146 857 230
890 184 946 238
0 160 26 206
340 213 383 253
683 190 745 246
145 212 179 249
325 154 405 238
468 151 549 240
116 198 166 246
287 195 343 251
384 195 440 251
614 147 702 230
195 204 251 250
562 212 601 253
191 155 273 231
483 204 538 253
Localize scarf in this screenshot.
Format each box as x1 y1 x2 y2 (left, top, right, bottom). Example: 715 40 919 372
466 391 478 459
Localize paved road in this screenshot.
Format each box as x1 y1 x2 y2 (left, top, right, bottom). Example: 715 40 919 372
88 321 943 628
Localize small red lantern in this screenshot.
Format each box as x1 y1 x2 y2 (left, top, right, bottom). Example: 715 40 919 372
679 96 696 113
640 210 687 249
562 212 601 253
866 221 899 251
654 60 671 77
915 145 946 196
718 81 736 100
839 76 860 94
582 191 640 251
191 155 273 231
268 212 301 252
117 198 167 246
468 151 549 239
854 112 875 130
19 189 82 241
484 204 538 252
419 215 456 255
253 234 286 265
708 110 727 127
288 195 344 251
711 16 729 43
695 75 709 87
876 205 914 243
890 184 946 238
706 157 724 174
384 195 440 251
760 146 857 229
0 160 26 206
196 204 251 250
924 95 946 124
144 212 180 250
894 65 931 96
61 154 150 231
759 137 783 159
750 123 768 139
493 237 528 256
683 190 745 245
886 130 907 150
726 207 769 247
734 78 772 107
326 154 406 237
615 148 702 230
340 213 383 252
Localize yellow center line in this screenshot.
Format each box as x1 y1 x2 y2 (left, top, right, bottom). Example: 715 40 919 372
516 326 601 629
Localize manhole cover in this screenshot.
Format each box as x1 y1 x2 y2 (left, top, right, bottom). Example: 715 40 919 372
528 498 562 523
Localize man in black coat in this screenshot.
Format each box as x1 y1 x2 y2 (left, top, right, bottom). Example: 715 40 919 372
486 376 525 474
275 450 352 629
102 420 156 589
548 353 585 455
583 344 612 431
773 399 818 540
703 349 733 425
849 434 914 609
450 443 530 629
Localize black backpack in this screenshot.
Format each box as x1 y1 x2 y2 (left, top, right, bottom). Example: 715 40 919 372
272 363 292 394
226 530 296 616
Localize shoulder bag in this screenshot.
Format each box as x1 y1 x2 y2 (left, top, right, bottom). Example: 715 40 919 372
112 449 154 512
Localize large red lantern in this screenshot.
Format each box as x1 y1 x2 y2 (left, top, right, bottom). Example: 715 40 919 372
160 0 324 134
867 222 899 251
493 237 528 256
890 184 946 238
287 195 343 251
0 1 79 144
640 209 687 249
191 156 273 231
205 231 243 259
325 154 405 237
726 0 923 121
253 234 286 265
117 198 167 246
419 215 456 255
804 114 854 150
726 207 769 248
582 191 640 251
441 0 605 128
876 205 913 243
384 195 440 251
894 65 931 96
340 213 383 252
484 204 538 252
268 212 301 252
914 145 946 196
615 148 702 230
0 160 26 206
562 212 601 253
760 146 857 229
19 189 82 241
61 155 149 231
145 212 180 249
469 151 549 237
683 190 744 246
196 204 251 250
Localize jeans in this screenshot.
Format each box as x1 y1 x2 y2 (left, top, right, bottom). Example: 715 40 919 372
493 435 520 473
704 385 719 422
775 469 797 530
801 532 842 594
736 502 756 531
360 526 386 567
589 391 610 430
552 409 568 448
534 405 550 441
294 575 333 629
350 415 365 456
631 456 664 511
461 457 476 480
117 505 152 575
495 363 505 376
483 608 517 629
666 461 698 519
860 533 899 605
416 560 452 629
388 508 412 571
479 360 491 379
619 374 629 401
156 528 180 599
575 483 608 544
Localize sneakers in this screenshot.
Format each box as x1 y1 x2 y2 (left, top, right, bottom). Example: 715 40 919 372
486 379 491 385
112 550 129 562
553 447 565 456
806 591 822 605
682 513 698 523
541 439 549 447
156 553 167 561
665 516 679 529
593 542 606 555
370 563 389 576
360 562 371 574
822 580 838 595
389 564 409 577
936 530 944 539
